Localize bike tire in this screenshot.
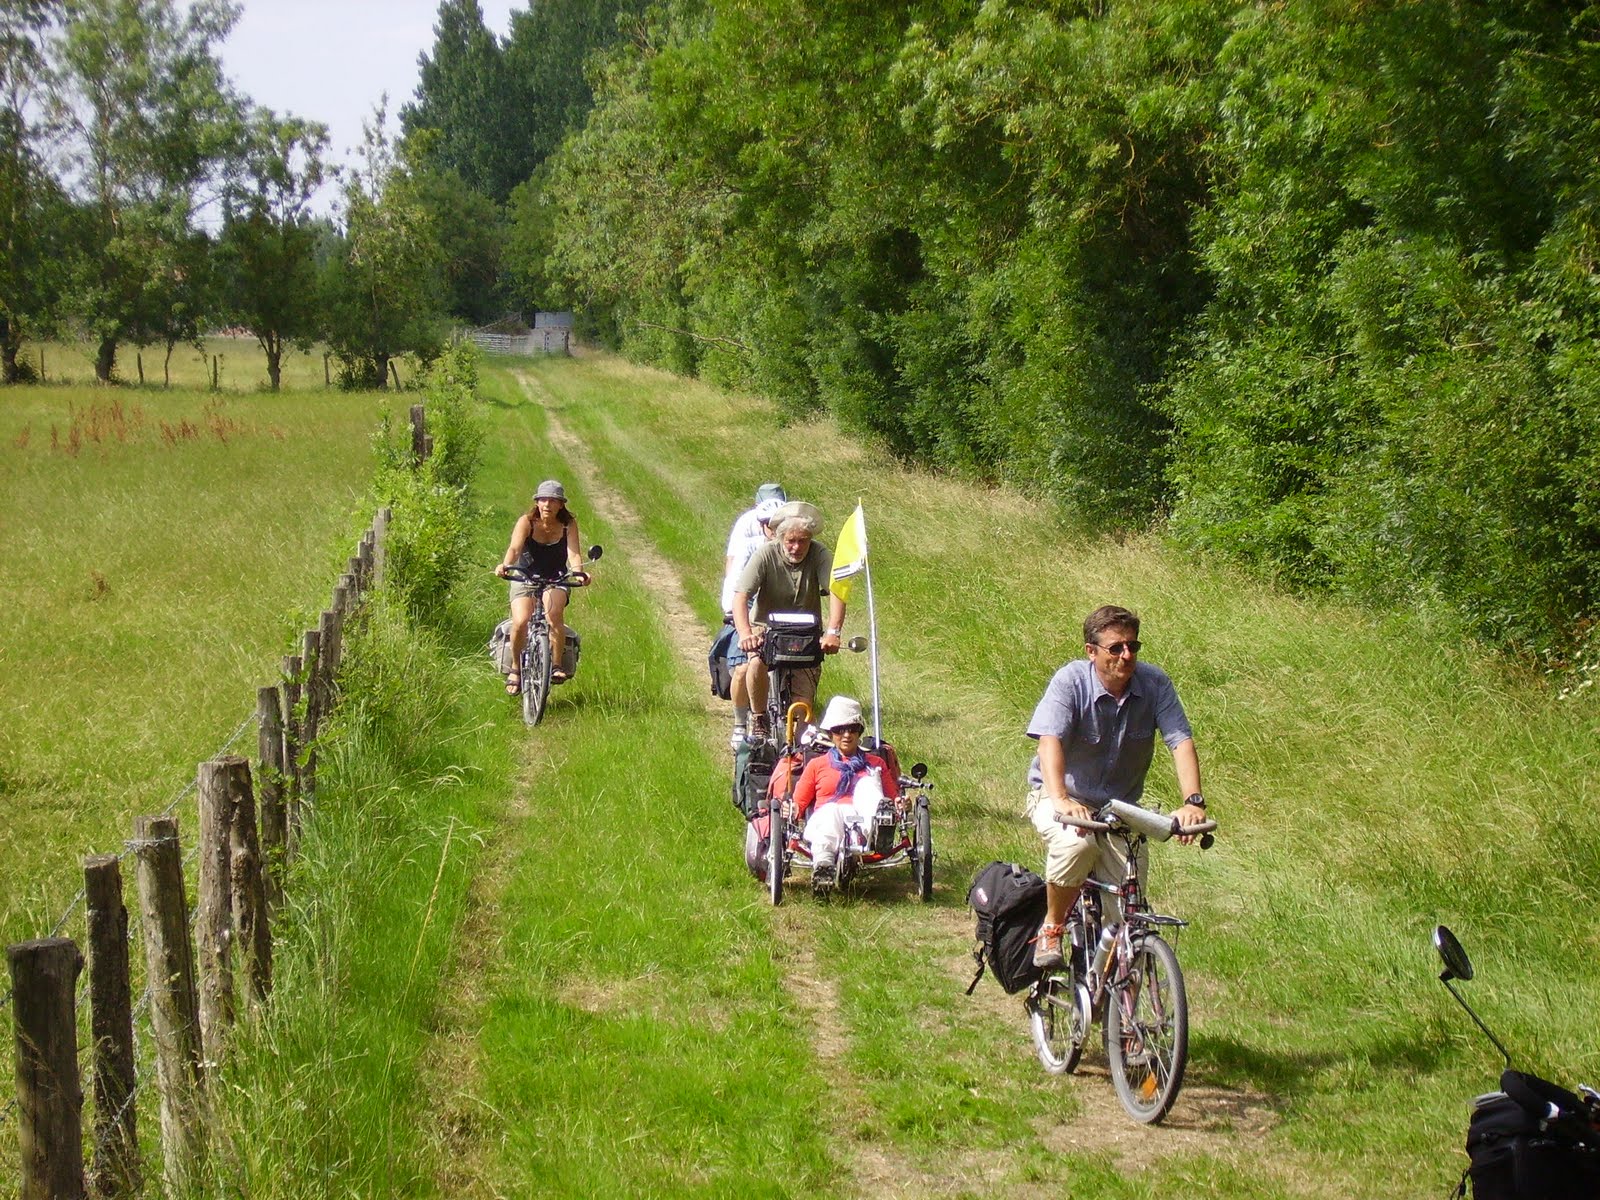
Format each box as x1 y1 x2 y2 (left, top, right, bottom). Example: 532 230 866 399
523 627 552 726
912 798 933 901
1029 968 1092 1076
1105 933 1188 1124
767 806 786 906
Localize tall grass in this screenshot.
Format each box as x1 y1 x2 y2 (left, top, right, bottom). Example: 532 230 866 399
511 352 1600 1196
0 386 383 945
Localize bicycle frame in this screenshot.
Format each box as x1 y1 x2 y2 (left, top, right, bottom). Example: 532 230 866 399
1071 830 1187 1016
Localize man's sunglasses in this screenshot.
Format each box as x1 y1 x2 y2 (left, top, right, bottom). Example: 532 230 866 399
1094 640 1141 657
834 724 865 734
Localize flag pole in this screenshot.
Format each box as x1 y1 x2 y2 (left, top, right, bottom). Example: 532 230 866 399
860 499 882 745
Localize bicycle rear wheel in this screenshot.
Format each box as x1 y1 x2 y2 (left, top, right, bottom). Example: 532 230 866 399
1105 933 1188 1123
522 625 552 726
1028 968 1092 1075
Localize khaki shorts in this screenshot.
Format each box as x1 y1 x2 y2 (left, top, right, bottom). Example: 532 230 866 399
510 581 568 603
1024 788 1145 909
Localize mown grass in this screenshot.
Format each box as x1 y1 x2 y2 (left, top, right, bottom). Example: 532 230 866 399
503 352 1600 1197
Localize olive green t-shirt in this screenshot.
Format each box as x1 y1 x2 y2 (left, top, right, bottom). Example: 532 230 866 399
735 539 833 622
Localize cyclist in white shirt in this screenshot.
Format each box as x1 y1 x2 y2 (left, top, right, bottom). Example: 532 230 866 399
723 483 785 743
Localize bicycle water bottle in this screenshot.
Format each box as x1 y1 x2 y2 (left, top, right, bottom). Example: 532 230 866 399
1089 924 1117 982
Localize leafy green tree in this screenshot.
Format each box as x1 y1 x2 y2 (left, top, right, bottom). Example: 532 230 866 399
401 0 527 203
0 0 65 382
321 107 444 389
410 161 503 324
216 110 330 390
502 0 653 177
53 0 245 382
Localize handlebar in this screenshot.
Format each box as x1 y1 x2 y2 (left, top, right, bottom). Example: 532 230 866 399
499 565 592 588
1054 798 1217 848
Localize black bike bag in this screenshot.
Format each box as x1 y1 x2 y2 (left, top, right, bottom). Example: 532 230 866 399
761 611 824 668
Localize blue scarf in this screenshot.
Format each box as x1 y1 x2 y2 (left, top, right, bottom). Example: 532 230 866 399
828 746 870 800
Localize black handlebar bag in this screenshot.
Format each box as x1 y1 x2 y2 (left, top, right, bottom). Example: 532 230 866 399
1463 1074 1600 1200
760 613 824 668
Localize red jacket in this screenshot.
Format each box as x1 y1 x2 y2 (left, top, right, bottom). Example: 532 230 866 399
792 752 898 822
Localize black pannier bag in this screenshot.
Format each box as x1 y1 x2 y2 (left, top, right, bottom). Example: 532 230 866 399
733 738 778 820
761 610 824 668
965 861 1048 995
1462 1072 1600 1200
708 619 736 699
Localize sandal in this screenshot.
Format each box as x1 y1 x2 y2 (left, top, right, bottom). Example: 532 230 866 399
505 673 520 694
551 668 570 683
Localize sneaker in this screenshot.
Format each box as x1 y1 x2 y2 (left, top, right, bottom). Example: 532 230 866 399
1033 923 1066 970
729 724 747 749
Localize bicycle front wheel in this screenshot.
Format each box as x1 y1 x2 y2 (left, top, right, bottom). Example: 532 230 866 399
523 628 552 726
1028 968 1092 1076
1105 933 1188 1123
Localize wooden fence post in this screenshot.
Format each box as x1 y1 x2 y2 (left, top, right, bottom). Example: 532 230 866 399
194 761 236 1060
318 607 341 697
374 507 391 588
281 655 304 845
7 937 86 1200
225 762 271 1010
409 404 426 464
130 815 204 1189
300 630 320 804
256 687 287 912
84 856 139 1197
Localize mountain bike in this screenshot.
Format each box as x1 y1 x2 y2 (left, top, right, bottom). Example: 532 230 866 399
1026 799 1216 1124
498 545 601 726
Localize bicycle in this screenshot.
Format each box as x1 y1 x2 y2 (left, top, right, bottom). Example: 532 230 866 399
498 546 601 726
1025 799 1216 1124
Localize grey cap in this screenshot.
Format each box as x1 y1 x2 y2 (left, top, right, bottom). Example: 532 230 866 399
535 480 566 501
754 482 786 504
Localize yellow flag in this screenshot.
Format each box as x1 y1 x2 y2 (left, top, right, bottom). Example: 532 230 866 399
831 504 868 604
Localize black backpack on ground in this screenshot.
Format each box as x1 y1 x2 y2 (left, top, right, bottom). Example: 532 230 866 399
1460 1072 1600 1199
965 861 1048 995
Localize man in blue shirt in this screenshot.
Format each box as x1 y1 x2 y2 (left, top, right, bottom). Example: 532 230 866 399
1024 605 1208 969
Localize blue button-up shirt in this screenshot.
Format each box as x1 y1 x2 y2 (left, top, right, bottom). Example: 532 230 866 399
1025 659 1193 805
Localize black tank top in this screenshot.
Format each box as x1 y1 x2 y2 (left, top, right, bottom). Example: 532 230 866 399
517 531 567 578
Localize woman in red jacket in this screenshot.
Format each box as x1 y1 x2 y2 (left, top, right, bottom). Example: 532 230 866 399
792 696 899 888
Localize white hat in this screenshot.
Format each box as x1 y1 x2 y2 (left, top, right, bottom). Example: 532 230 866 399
818 695 864 731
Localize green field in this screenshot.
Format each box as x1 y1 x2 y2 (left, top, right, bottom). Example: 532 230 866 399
0 384 383 943
5 353 1600 1197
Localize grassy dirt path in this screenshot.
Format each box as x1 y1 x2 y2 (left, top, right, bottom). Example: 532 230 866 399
495 359 1299 1198
517 367 940 1195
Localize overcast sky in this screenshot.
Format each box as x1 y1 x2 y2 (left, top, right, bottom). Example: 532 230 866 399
217 0 522 209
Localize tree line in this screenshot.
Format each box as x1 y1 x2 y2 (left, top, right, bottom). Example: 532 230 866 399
497 0 1598 663
10 0 1600 661
0 0 628 391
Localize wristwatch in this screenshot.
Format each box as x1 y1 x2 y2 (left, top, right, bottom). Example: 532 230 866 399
825 626 842 637
1183 792 1206 810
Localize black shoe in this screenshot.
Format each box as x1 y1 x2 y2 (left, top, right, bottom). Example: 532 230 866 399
811 860 835 896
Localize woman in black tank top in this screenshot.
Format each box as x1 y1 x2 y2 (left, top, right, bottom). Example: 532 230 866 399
495 480 587 689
